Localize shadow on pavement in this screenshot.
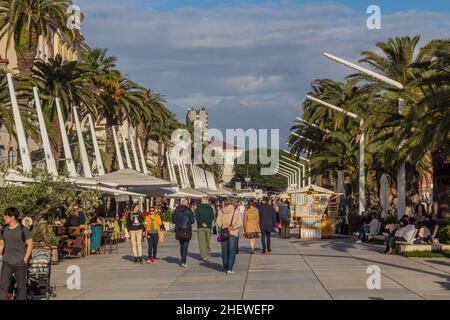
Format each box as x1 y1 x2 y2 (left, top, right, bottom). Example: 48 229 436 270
161 256 181 265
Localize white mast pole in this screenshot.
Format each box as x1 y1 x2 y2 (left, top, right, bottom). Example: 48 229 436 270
55 98 77 177
121 128 133 169
87 114 105 175
33 87 58 176
73 106 92 178
112 126 124 170
6 73 32 173
137 138 148 174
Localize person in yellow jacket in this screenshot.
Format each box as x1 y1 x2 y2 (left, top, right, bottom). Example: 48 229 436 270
144 207 163 263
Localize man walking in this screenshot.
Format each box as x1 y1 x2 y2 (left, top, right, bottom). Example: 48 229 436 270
279 200 291 239
0 207 33 300
195 198 215 262
258 198 277 253
173 199 195 267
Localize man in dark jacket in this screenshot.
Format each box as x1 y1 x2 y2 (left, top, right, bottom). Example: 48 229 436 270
172 199 195 267
195 198 215 262
259 198 277 253
279 200 291 239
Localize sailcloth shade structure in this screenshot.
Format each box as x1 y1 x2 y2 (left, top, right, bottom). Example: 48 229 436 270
99 169 176 193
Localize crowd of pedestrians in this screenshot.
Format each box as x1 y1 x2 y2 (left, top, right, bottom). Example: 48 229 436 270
120 197 290 274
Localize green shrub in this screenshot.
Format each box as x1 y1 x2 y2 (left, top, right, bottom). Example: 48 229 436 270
436 221 450 244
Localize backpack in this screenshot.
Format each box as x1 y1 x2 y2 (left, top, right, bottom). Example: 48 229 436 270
1 224 27 243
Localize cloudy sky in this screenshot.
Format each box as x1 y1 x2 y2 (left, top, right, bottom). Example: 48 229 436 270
75 0 450 148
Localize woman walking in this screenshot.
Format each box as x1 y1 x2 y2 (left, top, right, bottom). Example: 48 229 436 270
217 200 242 274
243 199 260 254
145 207 163 263
126 204 144 263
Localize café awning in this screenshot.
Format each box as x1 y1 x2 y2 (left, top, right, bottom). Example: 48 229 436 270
99 169 176 193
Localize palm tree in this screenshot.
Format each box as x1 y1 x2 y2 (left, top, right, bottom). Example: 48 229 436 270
98 74 146 171
353 36 424 213
406 39 450 218
18 55 95 166
0 0 74 75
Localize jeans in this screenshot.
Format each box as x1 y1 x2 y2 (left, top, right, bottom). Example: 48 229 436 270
221 235 238 271
197 228 211 260
281 220 290 238
358 225 367 241
179 240 189 264
147 233 159 259
261 231 272 252
0 260 28 300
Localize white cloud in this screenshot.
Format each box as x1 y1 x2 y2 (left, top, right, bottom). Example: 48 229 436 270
75 0 450 142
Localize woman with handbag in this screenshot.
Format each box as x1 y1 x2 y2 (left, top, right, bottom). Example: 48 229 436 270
172 199 195 268
216 200 242 274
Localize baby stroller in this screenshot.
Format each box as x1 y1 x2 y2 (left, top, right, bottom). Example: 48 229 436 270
27 248 57 300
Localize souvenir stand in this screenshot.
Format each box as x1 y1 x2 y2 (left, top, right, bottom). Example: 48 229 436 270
289 185 342 239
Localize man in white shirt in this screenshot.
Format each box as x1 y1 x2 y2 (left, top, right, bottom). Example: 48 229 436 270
386 217 417 254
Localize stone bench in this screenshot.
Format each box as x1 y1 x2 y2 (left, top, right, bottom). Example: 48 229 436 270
396 243 450 254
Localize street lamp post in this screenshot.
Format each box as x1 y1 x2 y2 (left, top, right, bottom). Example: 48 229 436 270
323 52 406 218
305 95 365 215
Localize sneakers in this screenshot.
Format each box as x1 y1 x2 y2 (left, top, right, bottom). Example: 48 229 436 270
226 270 235 274
180 263 187 268
147 258 153 264
152 258 157 263
355 240 363 244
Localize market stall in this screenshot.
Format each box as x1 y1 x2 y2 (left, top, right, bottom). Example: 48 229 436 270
289 185 342 239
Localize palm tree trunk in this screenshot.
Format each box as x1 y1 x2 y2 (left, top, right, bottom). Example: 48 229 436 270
432 145 450 219
405 156 420 215
16 50 35 77
105 116 116 172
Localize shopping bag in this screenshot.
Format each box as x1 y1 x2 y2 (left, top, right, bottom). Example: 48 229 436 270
159 231 166 242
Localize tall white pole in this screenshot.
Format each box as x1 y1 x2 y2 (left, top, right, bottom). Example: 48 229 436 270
191 163 199 188
359 120 365 215
167 152 178 185
33 87 58 176
129 129 141 172
73 106 92 178
55 98 77 177
137 138 148 174
121 128 132 169
7 73 32 173
112 126 124 170
397 98 406 218
87 114 105 176
181 160 191 188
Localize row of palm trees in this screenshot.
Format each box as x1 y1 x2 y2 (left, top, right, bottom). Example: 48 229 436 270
288 36 450 219
0 0 182 176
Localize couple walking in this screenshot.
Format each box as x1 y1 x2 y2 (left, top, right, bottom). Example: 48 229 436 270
172 198 242 274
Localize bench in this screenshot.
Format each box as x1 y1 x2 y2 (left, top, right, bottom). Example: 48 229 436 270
396 243 450 254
